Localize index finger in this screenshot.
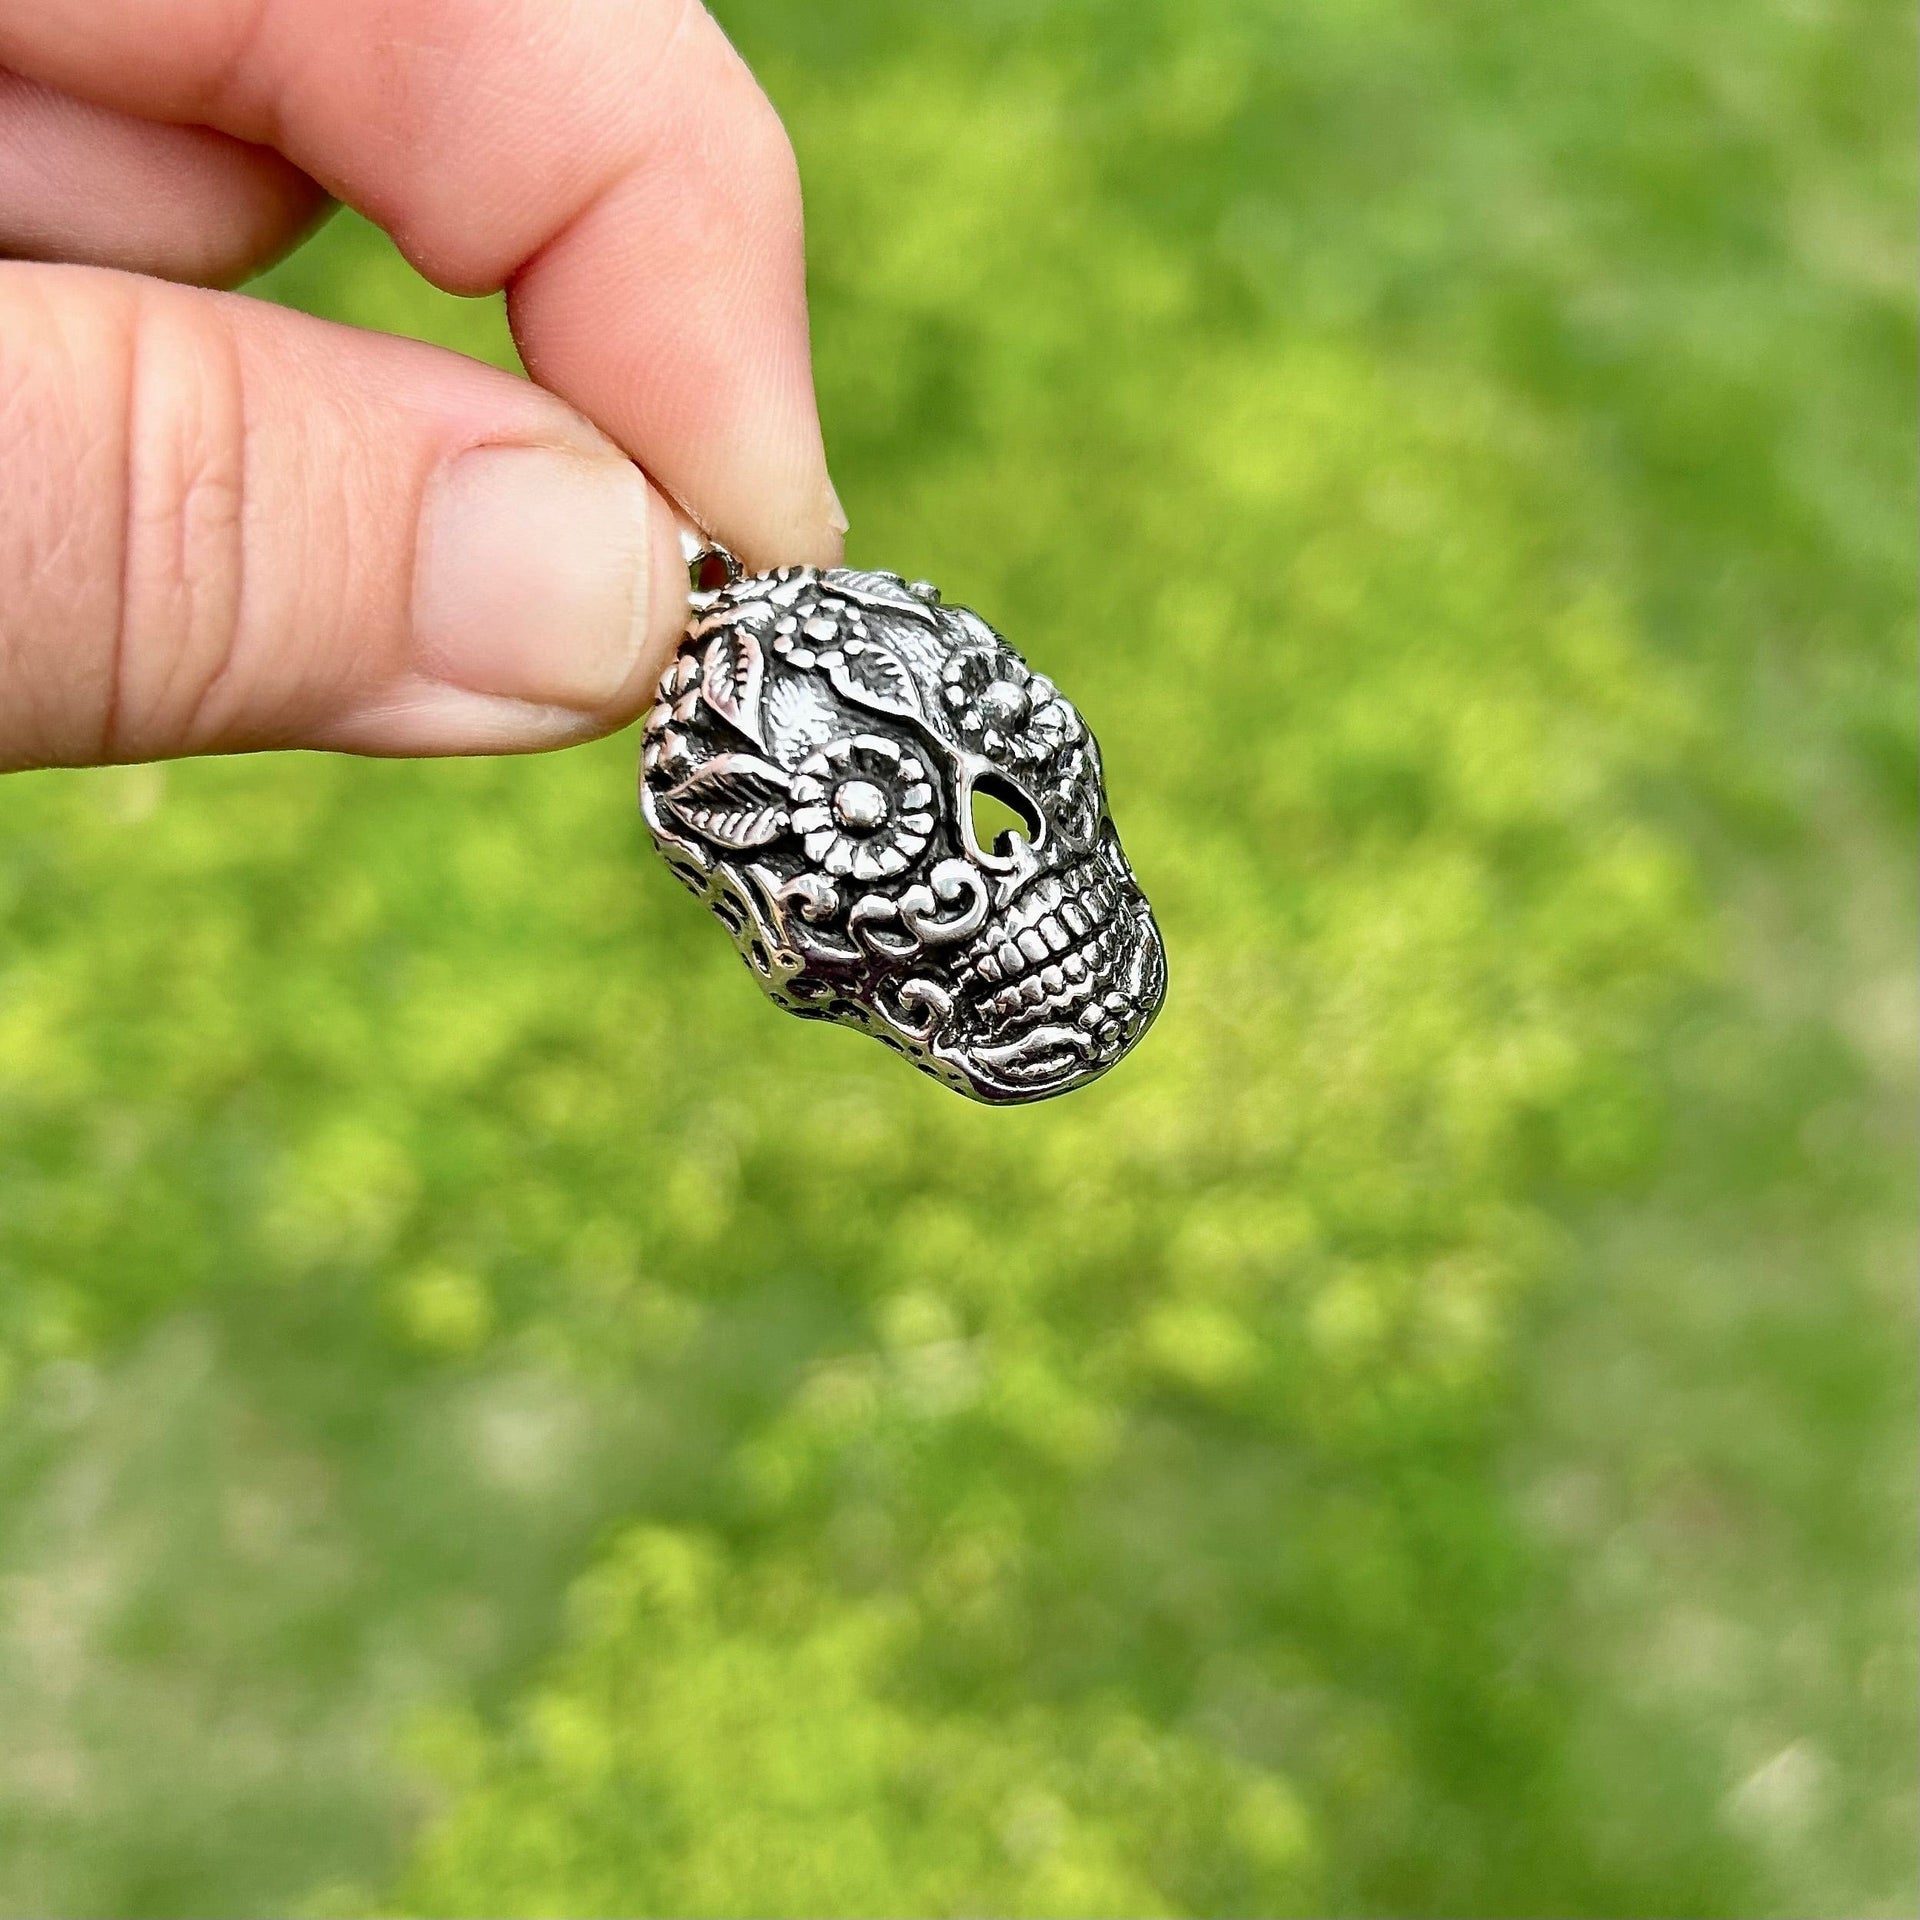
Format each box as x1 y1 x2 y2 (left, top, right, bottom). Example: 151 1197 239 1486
0 0 843 571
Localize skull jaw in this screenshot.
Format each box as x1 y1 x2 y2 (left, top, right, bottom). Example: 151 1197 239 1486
644 776 1166 1106
762 900 1165 1107
924 896 1167 1104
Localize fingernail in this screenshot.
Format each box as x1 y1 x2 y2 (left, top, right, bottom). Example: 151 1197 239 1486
825 477 850 536
413 445 658 711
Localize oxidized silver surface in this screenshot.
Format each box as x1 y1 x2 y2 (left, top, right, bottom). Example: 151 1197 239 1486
640 546 1165 1103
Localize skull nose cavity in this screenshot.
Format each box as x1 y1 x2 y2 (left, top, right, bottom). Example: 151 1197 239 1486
965 768 1046 866
833 779 889 834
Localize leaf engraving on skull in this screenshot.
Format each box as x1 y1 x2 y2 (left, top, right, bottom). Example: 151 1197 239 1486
823 639 924 726
828 571 939 620
761 671 842 759
701 624 767 743
661 754 792 849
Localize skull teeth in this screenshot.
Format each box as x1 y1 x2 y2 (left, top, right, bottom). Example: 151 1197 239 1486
948 852 1150 1048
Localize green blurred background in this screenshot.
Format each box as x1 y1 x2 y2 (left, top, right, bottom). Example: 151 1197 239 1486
1 1 1913 1914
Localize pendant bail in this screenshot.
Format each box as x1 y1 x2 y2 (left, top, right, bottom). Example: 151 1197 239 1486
680 529 743 603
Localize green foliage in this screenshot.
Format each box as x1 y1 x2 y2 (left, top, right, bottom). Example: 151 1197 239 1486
0 3 1912 1916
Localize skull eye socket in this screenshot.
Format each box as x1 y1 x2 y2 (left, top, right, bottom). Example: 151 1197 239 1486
967 770 1045 863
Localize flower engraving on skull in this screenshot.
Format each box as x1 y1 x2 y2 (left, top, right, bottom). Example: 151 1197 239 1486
939 647 1081 765
789 735 937 883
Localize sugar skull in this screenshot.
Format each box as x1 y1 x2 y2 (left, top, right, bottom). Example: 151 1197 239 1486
640 556 1165 1103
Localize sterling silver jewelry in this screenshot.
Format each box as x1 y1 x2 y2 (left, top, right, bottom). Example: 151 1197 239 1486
640 540 1166 1104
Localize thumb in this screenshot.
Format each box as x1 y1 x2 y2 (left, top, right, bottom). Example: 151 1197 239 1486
0 263 689 771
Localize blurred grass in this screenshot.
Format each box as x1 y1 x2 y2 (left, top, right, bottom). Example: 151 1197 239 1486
0 1 1913 1915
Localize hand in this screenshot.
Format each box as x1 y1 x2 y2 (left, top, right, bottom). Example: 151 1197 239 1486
0 0 842 771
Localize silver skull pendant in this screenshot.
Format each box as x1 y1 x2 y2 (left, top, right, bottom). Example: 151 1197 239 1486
640 553 1165 1103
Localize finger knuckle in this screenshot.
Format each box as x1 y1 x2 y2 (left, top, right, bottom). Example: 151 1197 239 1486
0 267 165 770
112 288 251 759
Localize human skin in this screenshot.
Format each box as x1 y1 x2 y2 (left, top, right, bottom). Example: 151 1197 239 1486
0 0 844 771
